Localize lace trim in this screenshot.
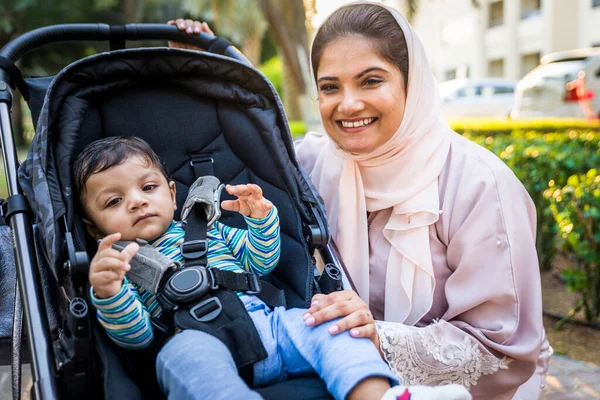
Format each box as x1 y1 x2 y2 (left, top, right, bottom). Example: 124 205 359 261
376 321 509 389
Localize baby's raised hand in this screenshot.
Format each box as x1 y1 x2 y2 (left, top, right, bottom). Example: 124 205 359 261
221 184 273 219
89 233 139 299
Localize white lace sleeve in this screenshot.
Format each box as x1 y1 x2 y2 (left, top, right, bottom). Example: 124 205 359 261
375 320 510 389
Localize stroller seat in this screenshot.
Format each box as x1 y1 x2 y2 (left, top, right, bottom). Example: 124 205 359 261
1 26 339 400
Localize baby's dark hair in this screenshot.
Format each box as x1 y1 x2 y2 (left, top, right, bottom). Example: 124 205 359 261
73 136 168 201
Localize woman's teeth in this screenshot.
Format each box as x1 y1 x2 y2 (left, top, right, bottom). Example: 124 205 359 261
340 118 374 128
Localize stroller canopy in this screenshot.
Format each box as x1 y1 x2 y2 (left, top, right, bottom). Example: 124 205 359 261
18 48 329 308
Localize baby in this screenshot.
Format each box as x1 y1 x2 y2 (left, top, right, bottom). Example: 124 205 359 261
74 136 397 400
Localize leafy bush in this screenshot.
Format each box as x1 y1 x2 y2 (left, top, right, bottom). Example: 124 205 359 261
288 120 306 138
544 169 600 322
258 56 283 100
465 130 600 271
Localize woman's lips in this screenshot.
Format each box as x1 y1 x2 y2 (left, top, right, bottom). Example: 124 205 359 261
337 117 377 132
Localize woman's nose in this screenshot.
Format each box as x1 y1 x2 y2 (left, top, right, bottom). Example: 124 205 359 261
337 90 365 115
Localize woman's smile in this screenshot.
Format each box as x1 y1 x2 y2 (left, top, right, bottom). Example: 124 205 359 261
338 117 378 130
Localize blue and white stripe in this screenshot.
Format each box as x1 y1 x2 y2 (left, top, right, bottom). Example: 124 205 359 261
90 207 280 349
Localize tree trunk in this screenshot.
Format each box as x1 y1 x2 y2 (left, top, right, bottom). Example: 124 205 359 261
123 0 145 23
241 36 262 67
261 0 311 121
11 90 24 147
10 29 25 147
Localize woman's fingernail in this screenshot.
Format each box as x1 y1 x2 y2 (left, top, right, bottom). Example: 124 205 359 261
311 300 319 306
303 312 311 320
186 27 193 33
350 329 359 337
328 325 339 334
305 317 315 326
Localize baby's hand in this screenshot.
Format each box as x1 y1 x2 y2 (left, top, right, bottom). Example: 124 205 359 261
167 19 214 50
89 233 139 299
221 184 273 219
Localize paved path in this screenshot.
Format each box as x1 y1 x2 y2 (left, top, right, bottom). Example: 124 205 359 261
543 355 600 399
1 355 598 399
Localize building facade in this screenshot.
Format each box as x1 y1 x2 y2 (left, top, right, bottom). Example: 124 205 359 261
384 0 600 81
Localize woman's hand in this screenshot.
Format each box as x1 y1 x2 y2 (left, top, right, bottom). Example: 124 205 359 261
167 19 214 50
303 290 381 350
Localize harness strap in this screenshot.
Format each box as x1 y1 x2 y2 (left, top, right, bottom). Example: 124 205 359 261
190 154 214 179
181 204 286 309
181 204 208 268
211 269 286 309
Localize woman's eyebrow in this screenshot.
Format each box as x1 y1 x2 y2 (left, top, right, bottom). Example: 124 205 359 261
317 76 339 83
354 67 388 79
317 67 389 83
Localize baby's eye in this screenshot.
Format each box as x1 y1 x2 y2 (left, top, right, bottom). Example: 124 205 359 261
106 198 121 207
143 184 158 191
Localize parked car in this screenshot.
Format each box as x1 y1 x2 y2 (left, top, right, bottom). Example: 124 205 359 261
511 48 600 119
439 78 518 118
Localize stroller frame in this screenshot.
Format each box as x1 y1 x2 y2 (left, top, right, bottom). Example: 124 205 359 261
0 24 344 400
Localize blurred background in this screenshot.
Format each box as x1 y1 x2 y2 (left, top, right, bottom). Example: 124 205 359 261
1 0 600 145
1 1 600 398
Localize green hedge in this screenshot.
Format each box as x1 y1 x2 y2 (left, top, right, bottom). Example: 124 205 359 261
545 170 600 322
258 57 283 100
465 130 600 272
450 118 600 136
464 127 600 322
288 120 306 137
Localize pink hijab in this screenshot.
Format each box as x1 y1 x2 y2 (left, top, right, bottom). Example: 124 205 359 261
304 1 452 324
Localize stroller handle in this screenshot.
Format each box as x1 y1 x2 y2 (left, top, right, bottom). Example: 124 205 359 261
0 23 247 82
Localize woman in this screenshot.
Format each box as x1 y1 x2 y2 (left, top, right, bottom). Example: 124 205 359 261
171 2 550 398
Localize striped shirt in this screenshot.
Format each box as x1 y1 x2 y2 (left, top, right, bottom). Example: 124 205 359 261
90 207 280 349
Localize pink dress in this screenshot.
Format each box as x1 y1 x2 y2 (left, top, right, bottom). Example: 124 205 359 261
297 132 551 400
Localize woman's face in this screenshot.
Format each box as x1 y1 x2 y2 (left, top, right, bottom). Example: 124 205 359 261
316 36 406 155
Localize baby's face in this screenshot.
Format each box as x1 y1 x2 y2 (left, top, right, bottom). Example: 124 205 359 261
82 156 176 241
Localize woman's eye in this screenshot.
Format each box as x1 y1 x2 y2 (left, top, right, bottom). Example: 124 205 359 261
319 84 338 92
106 198 121 207
363 77 383 86
143 184 157 191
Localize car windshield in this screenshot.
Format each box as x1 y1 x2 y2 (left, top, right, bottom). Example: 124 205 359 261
521 60 586 85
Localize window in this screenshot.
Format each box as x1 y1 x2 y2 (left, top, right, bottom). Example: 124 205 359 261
593 0 600 8
493 86 515 94
521 52 541 77
489 59 505 77
445 69 457 81
489 1 504 27
521 0 541 19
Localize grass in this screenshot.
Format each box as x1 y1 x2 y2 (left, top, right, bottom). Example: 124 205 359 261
0 146 31 199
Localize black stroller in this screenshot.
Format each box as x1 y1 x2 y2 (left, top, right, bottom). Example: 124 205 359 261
0 24 346 399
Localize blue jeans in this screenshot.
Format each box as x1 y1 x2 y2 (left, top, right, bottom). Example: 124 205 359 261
156 295 397 400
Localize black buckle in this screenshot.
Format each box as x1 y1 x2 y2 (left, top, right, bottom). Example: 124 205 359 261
245 273 261 295
189 297 222 322
180 240 207 260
